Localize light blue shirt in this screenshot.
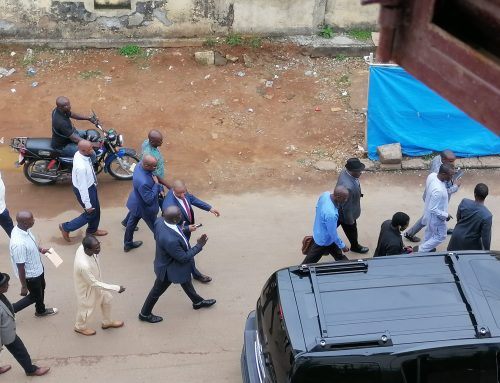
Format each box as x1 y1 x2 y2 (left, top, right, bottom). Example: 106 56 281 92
312 192 346 248
10 226 44 279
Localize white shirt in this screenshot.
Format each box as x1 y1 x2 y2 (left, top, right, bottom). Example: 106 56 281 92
10 226 44 279
165 222 189 248
422 173 449 225
72 151 97 209
0 171 6 213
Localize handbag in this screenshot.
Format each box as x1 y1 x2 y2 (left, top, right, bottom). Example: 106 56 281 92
301 236 314 255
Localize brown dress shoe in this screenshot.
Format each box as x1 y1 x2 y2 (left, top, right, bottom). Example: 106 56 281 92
59 224 70 242
91 229 108 236
74 327 96 336
0 365 11 374
102 320 124 330
26 367 50 376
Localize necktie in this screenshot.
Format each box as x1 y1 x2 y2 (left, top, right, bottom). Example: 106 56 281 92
181 197 192 223
177 225 191 249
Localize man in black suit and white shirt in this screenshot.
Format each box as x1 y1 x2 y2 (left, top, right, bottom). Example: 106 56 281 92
335 158 369 254
138 206 216 324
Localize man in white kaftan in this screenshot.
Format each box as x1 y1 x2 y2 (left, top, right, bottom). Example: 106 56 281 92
73 235 125 336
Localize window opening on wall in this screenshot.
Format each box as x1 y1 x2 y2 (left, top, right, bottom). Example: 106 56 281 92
94 0 132 10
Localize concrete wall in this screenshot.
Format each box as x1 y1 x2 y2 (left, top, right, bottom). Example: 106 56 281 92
0 0 378 41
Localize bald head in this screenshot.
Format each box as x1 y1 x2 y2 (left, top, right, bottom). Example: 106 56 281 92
331 185 349 206
163 205 182 224
440 150 456 164
142 154 158 172
16 211 34 230
148 130 163 148
172 179 187 198
56 96 71 115
78 140 93 156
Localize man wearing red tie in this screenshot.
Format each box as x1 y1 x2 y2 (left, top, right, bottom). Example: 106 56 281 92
162 180 220 283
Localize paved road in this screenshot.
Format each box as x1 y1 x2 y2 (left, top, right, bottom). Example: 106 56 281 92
0 170 498 382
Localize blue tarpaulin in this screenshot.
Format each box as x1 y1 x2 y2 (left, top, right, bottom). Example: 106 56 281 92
367 65 500 160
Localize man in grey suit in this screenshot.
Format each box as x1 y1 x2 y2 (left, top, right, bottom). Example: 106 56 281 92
138 206 216 324
335 158 369 254
0 272 50 376
447 183 492 251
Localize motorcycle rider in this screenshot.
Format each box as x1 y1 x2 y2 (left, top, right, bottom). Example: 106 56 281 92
51 96 100 159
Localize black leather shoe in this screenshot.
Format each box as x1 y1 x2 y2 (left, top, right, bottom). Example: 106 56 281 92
447 228 454 235
404 233 421 242
124 241 143 252
138 313 163 323
350 246 369 254
122 220 138 231
193 274 212 283
193 299 216 310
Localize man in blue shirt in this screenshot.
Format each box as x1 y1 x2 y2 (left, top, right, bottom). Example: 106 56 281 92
301 186 350 264
123 155 163 252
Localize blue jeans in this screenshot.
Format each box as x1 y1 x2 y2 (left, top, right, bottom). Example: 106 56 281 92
62 185 100 233
0 208 14 237
59 130 97 162
124 210 155 247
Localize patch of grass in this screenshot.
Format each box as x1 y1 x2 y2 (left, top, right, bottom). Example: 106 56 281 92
347 29 372 41
247 36 262 49
319 25 335 39
80 70 102 80
336 74 351 87
335 54 348 61
421 152 437 160
226 33 243 46
203 37 218 48
118 44 142 57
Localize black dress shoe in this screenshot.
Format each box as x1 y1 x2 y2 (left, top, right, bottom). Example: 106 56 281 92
350 246 369 254
124 241 143 252
193 299 216 310
404 233 421 242
447 228 454 235
138 313 163 323
122 220 139 231
193 274 212 283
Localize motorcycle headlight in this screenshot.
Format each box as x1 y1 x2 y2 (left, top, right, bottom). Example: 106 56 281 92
118 134 124 146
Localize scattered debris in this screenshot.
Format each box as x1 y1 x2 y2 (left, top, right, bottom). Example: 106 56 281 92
194 51 215 66
103 76 112 82
264 94 274 100
31 81 39 88
168 65 174 70
236 71 246 77
265 80 273 88
204 74 211 80
314 106 321 112
248 108 254 113
243 53 253 68
10 51 16 57
10 89 16 93
211 132 218 139
121 106 127 110
341 91 348 96
26 67 37 76
24 48 34 62
331 107 342 112
304 70 318 77
211 98 224 106
0 68 16 77
226 54 238 63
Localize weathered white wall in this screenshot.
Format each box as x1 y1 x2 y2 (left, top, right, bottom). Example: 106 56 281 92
0 0 378 40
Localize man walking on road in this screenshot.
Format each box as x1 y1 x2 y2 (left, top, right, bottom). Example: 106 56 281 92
59 140 107 242
0 272 51 376
139 206 215 324
447 183 492 251
0 171 14 237
301 186 350 264
10 211 58 317
335 158 369 254
417 164 455 253
405 150 461 242
162 180 220 283
121 129 171 229
123 155 163 252
74 235 125 336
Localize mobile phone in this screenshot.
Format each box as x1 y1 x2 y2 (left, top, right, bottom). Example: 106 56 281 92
195 223 203 228
454 168 464 180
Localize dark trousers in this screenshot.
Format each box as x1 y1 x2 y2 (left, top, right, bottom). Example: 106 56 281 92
13 273 46 314
62 185 100 234
0 208 14 237
5 335 37 374
140 277 203 316
124 211 156 247
338 220 360 249
191 260 203 279
301 240 348 264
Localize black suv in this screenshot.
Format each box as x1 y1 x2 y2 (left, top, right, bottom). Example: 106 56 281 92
241 251 500 383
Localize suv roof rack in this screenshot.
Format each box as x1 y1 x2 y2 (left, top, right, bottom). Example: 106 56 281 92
310 332 393 352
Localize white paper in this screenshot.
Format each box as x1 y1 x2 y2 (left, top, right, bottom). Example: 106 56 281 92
46 248 63 268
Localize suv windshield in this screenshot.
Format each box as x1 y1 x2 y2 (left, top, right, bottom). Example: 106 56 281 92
292 362 381 383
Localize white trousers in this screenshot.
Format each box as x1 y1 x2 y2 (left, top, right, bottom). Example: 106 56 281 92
420 216 447 253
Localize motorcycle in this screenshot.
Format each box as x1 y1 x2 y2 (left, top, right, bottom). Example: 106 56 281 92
10 113 139 185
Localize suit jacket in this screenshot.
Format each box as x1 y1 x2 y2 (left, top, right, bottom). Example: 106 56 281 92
373 220 405 257
162 190 212 240
127 163 163 219
0 295 16 347
447 198 493 251
153 217 203 284
335 169 362 224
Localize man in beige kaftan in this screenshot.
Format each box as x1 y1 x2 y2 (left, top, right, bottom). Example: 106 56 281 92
73 235 125 336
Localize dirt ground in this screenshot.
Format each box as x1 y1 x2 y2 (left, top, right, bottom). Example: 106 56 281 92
0 43 367 196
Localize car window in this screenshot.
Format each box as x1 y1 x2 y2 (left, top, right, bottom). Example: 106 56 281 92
293 362 381 383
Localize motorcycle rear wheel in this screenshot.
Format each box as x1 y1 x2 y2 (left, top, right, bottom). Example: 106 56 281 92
107 153 139 180
23 159 57 185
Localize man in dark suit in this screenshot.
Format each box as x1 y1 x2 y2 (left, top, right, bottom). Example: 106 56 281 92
138 206 216 324
123 155 163 252
447 183 492 251
162 180 220 283
373 212 413 257
335 158 369 254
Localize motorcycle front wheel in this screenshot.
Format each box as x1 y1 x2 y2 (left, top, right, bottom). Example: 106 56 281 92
23 160 57 185
107 154 139 180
